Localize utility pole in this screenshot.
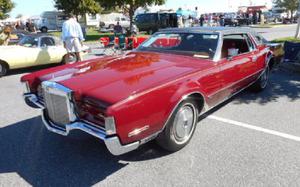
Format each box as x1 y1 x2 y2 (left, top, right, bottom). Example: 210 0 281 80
295 0 300 38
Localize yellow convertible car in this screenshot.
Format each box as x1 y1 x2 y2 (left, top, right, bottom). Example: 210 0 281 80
0 34 90 77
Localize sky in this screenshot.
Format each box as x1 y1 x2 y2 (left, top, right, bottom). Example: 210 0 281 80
10 0 273 18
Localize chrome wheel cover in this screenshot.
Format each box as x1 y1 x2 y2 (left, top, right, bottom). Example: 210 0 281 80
172 104 196 144
260 68 269 88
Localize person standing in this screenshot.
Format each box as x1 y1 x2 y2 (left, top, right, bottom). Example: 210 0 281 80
113 22 123 34
219 14 225 26
188 15 193 27
178 16 184 28
199 15 205 26
61 13 84 63
26 19 37 33
0 26 12 46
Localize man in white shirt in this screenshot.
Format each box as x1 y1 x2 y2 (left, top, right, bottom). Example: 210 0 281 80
62 13 84 63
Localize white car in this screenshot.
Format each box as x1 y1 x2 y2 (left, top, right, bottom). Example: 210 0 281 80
0 34 90 77
99 13 130 31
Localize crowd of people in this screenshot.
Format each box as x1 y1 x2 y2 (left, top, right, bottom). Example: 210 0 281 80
0 19 37 46
177 10 265 28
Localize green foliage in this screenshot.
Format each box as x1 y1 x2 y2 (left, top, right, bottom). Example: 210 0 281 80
274 0 299 18
272 36 300 43
0 0 14 19
54 0 101 16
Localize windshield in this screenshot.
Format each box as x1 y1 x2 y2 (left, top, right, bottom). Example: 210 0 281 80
18 36 38 47
137 33 219 59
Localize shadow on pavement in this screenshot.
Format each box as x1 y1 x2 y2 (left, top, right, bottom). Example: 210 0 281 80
232 69 300 105
7 64 59 77
0 117 169 186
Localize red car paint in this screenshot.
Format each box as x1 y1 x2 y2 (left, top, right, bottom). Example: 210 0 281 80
21 31 271 145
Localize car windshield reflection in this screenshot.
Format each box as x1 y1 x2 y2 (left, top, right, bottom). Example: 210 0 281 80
137 33 219 59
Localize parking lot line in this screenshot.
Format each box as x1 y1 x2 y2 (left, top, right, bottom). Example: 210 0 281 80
207 115 300 142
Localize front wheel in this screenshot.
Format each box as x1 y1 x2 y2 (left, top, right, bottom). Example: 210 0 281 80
156 99 199 152
251 66 270 92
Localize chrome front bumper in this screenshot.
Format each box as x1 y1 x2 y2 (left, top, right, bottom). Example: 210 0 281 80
24 94 140 156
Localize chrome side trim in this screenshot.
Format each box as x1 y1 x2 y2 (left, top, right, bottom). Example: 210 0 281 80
198 68 267 117
207 69 263 98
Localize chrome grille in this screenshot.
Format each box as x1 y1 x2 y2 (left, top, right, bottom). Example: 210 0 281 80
42 81 75 128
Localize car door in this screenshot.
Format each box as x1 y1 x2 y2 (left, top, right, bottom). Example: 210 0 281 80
217 33 256 97
38 37 64 64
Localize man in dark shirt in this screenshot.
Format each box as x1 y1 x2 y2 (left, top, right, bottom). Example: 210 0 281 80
113 22 123 34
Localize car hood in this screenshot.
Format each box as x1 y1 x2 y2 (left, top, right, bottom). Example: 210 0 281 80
38 52 213 104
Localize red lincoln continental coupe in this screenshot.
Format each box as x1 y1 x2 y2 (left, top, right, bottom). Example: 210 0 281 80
21 27 273 155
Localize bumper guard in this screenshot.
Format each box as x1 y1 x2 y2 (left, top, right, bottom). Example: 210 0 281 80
24 94 140 156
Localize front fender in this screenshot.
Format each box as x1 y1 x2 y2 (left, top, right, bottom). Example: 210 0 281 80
109 79 208 145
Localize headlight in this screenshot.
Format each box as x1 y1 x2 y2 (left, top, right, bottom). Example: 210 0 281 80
22 81 30 94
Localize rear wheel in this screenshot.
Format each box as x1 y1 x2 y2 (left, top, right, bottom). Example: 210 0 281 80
156 99 199 152
40 27 48 33
0 61 8 77
251 66 269 92
62 53 77 64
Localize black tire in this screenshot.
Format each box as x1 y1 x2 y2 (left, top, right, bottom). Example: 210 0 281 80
251 66 270 92
62 53 76 64
0 61 8 77
40 27 48 33
156 99 199 152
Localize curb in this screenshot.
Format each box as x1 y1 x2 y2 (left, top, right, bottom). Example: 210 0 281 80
279 62 300 73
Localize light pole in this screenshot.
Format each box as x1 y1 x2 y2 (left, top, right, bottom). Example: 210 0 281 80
295 0 300 38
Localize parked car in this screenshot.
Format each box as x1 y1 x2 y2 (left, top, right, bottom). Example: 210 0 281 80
99 13 130 31
9 30 30 45
135 13 178 34
0 34 90 76
224 15 249 27
21 27 273 155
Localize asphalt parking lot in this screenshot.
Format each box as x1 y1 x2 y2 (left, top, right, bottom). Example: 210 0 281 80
0 64 299 187
0 26 300 186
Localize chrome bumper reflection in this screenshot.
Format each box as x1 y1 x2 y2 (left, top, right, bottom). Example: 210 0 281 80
23 93 140 156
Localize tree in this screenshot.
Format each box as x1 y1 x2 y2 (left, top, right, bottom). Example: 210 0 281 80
54 0 101 18
98 0 166 33
0 0 14 19
274 0 298 19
